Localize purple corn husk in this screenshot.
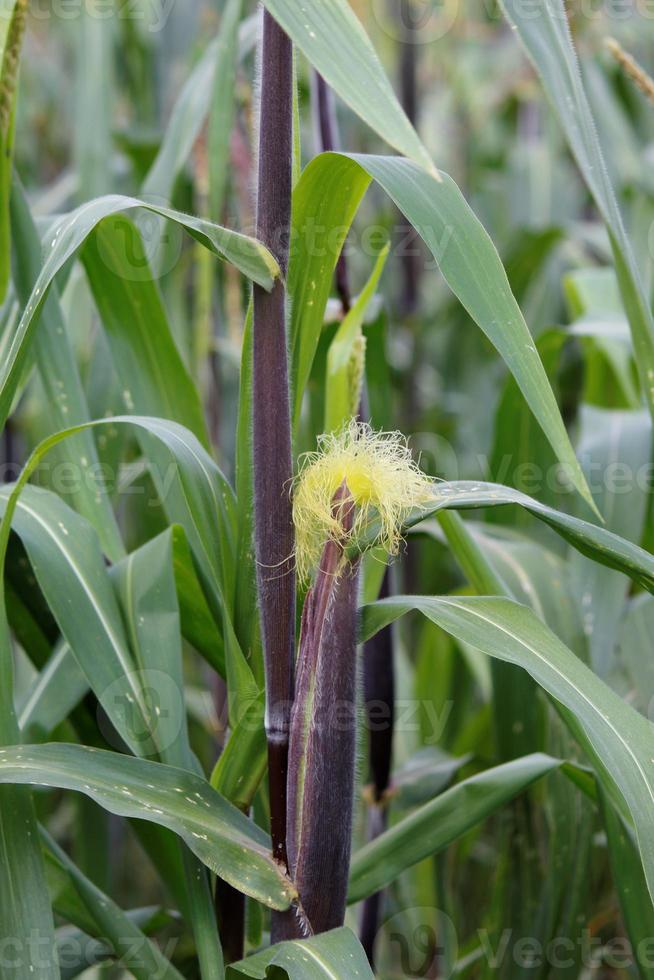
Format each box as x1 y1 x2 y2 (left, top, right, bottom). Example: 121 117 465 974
287 485 361 934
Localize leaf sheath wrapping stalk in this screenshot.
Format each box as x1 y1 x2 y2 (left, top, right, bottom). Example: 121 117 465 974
287 487 360 934
252 10 296 873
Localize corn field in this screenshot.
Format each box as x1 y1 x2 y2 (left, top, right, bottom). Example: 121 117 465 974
2 0 654 976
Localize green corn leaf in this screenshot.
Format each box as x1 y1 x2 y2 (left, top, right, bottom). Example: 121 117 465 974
262 0 433 171
360 595 654 902
10 169 124 561
324 242 389 432
142 14 258 203
81 216 210 448
568 407 651 678
172 524 225 676
289 152 595 513
17 641 88 742
0 482 155 756
600 792 654 980
0 193 59 975
210 694 267 813
0 195 278 433
403 481 654 594
348 753 563 902
43 830 185 980
208 0 243 221
0 743 295 910
0 604 59 978
111 530 225 979
1 416 254 730
227 927 374 979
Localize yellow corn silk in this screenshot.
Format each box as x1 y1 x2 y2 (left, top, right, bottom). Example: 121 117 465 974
292 420 434 582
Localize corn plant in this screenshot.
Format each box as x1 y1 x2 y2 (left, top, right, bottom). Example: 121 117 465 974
3 0 654 977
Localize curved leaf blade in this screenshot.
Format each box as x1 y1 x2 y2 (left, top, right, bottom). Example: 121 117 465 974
0 743 294 910
262 0 432 171
228 927 374 979
81 216 210 448
408 481 654 593
348 754 562 903
289 152 594 512
361 594 654 901
0 195 278 431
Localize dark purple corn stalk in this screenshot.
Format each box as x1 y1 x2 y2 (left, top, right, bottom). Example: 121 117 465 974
212 673 244 962
252 6 295 892
311 71 351 315
398 12 421 318
287 483 360 934
359 568 394 963
214 875 245 964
